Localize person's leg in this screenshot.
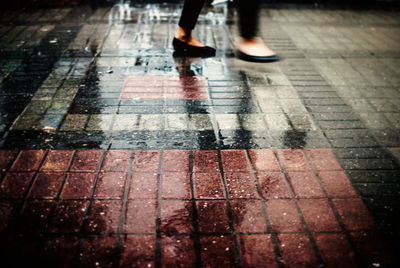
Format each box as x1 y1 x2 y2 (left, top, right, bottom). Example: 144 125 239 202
175 0 207 47
178 0 206 31
236 0 277 59
237 0 260 39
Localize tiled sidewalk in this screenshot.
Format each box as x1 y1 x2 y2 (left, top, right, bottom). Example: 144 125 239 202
1 1 400 267
0 149 393 267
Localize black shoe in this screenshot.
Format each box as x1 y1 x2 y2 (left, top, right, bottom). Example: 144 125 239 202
173 38 216 57
236 50 280 63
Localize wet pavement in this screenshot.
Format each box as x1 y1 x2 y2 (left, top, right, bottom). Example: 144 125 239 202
0 1 400 267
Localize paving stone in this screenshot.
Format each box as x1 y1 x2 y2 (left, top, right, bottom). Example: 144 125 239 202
277 233 319 267
215 114 240 130
265 114 291 131
318 120 365 130
388 147 400 162
330 137 380 148
338 159 398 170
306 105 353 113
60 114 88 131
311 112 360 121
239 235 278 268
359 113 392 129
138 114 163 131
371 129 400 147
86 114 115 131
384 113 400 128
238 114 267 131
280 99 308 114
298 199 341 232
188 114 213 130
353 183 400 197
333 148 393 159
347 170 400 183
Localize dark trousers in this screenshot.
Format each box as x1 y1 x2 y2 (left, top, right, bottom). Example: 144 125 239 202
178 0 260 39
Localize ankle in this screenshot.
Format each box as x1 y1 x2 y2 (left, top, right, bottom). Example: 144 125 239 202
239 37 262 45
175 26 192 42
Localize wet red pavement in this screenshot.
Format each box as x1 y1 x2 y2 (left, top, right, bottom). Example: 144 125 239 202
0 149 394 267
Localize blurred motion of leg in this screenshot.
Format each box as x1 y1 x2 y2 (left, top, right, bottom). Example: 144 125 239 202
236 0 279 62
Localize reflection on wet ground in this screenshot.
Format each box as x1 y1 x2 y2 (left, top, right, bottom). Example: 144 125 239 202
1 1 400 267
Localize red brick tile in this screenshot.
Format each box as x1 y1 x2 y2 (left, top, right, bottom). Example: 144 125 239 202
174 76 207 87
124 200 157 233
239 235 279 268
41 150 74 172
123 86 163 93
79 236 119 268
60 173 96 199
48 200 89 233
125 81 162 87
277 149 311 171
70 150 103 172
249 149 281 171
120 92 138 99
181 92 209 100
192 150 220 172
17 200 53 233
10 150 46 171
350 231 395 267
0 201 19 231
43 236 79 268
277 233 319 267
164 80 183 87
193 172 224 199
163 87 183 94
129 172 158 199
125 81 164 88
265 199 304 233
28 172 66 199
119 235 156 268
314 233 357 268
101 150 131 172
124 78 164 87
132 150 160 172
333 198 376 231
84 200 122 234
318 171 357 198
181 87 208 93
122 92 163 99
94 172 127 199
0 172 35 198
162 236 196 268
256 172 291 199
286 171 325 198
298 199 341 232
6 233 42 264
0 150 18 172
162 150 189 172
221 150 250 172
164 93 185 99
162 173 191 199
197 201 230 233
225 173 258 199
230 200 267 233
305 149 342 171
161 201 193 234
200 235 236 267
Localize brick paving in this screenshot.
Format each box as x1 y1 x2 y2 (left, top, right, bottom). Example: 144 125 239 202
0 149 393 267
0 1 400 267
